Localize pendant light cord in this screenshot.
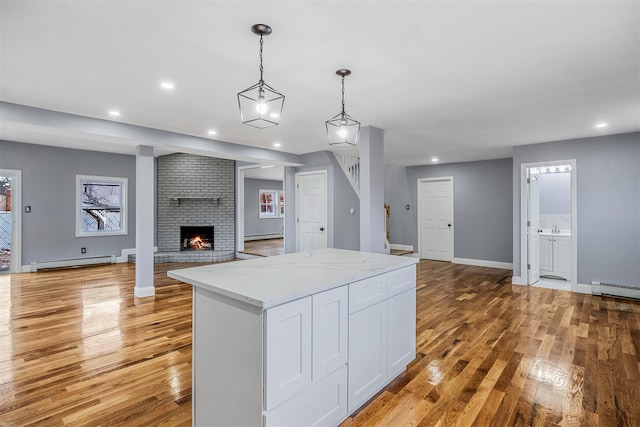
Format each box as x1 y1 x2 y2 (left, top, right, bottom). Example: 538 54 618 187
259 34 264 84
341 75 346 115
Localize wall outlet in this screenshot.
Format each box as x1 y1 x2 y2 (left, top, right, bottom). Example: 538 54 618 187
81 247 86 254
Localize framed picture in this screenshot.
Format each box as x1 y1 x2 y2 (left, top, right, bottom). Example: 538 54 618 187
278 191 285 217
258 189 278 218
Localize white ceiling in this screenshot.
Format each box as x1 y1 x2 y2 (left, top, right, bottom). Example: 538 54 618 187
1 1 638 166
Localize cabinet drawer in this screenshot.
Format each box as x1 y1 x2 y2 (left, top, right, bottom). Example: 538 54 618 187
264 366 347 427
349 274 388 314
387 265 416 297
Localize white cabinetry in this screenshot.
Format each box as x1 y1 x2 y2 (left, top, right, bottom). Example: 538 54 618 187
266 286 349 426
539 234 571 280
348 265 417 413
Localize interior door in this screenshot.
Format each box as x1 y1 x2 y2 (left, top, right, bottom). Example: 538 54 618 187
296 171 327 251
527 175 540 285
419 179 452 261
0 170 20 273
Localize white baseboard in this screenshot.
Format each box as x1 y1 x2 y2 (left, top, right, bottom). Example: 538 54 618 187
407 253 420 258
575 283 592 294
117 247 158 263
21 264 32 273
134 286 155 298
511 276 525 285
453 257 513 270
390 244 413 252
244 234 283 241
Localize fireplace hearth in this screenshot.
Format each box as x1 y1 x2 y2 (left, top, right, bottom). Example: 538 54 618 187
181 226 214 251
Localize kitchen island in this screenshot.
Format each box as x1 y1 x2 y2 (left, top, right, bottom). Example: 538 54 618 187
168 248 419 426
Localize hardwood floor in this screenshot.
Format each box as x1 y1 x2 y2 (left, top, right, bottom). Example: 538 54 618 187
1 260 639 426
242 238 284 257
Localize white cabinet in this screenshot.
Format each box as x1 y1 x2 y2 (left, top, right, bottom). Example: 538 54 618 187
265 296 312 410
539 234 571 280
347 265 417 413
387 289 416 378
266 286 349 426
553 236 571 276
539 236 553 272
348 298 388 412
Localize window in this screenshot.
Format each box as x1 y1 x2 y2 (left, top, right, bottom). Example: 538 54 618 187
76 175 127 236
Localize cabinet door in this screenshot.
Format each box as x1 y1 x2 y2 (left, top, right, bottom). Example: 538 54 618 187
539 236 553 273
264 366 348 427
313 286 348 381
348 301 387 412
387 289 416 379
265 297 312 410
553 237 571 275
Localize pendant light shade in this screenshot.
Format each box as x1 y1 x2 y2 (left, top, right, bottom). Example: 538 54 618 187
326 69 360 146
237 24 285 129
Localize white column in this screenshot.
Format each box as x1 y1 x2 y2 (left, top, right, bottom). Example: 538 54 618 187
135 145 155 298
359 126 385 253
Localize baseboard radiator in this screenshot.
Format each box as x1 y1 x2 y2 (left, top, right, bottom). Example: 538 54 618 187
592 281 640 301
31 255 116 272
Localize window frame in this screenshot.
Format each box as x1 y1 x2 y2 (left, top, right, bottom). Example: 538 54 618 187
76 175 128 237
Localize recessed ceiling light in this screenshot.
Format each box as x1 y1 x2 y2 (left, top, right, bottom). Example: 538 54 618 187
273 142 281 148
207 130 217 136
595 123 608 128
109 110 121 117
431 157 438 163
160 81 175 90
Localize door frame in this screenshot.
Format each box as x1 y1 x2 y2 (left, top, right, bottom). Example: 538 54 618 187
295 170 328 252
519 159 577 291
0 169 22 273
417 176 454 261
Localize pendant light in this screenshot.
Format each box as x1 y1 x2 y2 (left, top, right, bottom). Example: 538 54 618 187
237 24 285 128
325 69 360 146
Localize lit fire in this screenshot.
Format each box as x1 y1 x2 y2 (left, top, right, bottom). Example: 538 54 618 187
184 235 212 250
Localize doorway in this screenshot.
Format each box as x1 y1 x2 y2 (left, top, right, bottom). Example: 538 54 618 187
521 160 577 291
295 171 327 252
0 169 21 273
236 165 285 257
418 177 453 261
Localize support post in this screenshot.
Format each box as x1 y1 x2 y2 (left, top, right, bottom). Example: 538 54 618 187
359 126 385 253
135 145 155 297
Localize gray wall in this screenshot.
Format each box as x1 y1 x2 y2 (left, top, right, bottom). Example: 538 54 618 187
0 140 136 264
513 132 640 287
384 164 413 246
402 158 513 263
157 153 235 252
283 151 360 252
538 172 571 215
244 178 283 237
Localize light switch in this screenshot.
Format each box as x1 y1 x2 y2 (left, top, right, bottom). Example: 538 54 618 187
24 206 31 213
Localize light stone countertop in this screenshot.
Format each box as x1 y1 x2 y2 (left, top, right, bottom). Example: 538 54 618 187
167 248 419 308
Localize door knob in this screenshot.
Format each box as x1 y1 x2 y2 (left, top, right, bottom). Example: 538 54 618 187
320 227 324 231
448 224 451 227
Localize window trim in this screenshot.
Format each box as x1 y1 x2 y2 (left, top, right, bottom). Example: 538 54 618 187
76 175 128 237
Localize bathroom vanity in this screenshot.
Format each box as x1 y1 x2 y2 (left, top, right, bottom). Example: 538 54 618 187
539 231 571 280
168 248 419 426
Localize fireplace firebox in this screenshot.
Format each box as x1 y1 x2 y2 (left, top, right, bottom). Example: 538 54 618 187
180 226 214 251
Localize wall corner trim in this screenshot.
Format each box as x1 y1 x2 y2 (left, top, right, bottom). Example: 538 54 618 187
511 276 525 285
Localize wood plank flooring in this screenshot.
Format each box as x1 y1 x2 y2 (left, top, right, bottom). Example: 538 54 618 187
241 238 284 257
1 260 639 426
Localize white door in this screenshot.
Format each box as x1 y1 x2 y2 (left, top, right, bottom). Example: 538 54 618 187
296 171 327 252
527 175 540 285
0 170 21 273
418 179 453 261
